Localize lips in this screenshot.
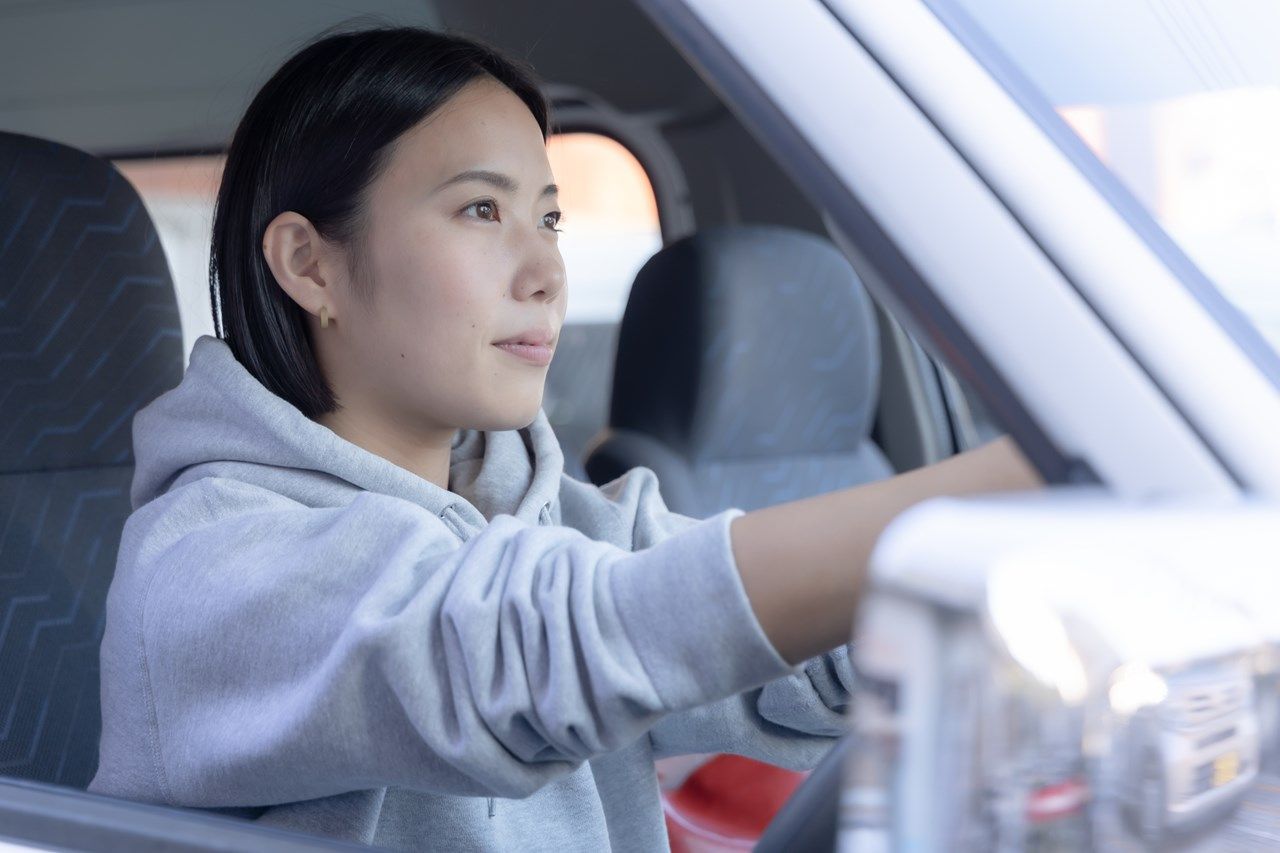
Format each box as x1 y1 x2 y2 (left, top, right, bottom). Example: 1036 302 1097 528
493 325 556 366
493 327 555 347
493 341 554 366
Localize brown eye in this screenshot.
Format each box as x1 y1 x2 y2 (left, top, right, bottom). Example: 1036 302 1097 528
465 200 499 221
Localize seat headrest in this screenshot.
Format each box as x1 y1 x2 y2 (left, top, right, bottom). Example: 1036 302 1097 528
0 132 182 473
610 224 880 462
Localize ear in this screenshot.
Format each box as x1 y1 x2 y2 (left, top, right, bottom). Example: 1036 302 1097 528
262 211 339 325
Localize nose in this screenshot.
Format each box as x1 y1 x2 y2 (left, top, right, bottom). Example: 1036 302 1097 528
511 225 567 305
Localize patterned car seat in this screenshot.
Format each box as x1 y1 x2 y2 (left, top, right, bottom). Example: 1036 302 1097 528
0 131 184 789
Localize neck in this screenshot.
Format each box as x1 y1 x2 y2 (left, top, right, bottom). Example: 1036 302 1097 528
315 404 458 490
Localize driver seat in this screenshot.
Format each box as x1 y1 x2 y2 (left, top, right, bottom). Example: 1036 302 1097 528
0 131 184 789
583 223 893 848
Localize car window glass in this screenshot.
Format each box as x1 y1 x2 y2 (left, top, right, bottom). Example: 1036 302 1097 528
931 0 1280 357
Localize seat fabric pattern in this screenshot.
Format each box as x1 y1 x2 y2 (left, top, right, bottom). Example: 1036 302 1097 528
0 131 182 788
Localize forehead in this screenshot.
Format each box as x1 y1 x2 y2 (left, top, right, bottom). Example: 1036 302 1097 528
384 78 551 183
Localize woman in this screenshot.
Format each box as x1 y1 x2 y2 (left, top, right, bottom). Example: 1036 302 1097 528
88 25 1042 851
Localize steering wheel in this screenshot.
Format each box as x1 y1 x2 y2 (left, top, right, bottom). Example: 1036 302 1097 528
753 730 856 851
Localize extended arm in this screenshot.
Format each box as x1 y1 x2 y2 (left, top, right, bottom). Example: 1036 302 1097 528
730 435 1043 665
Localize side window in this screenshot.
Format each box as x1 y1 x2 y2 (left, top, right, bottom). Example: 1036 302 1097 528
546 132 662 323
542 133 662 477
114 156 223 365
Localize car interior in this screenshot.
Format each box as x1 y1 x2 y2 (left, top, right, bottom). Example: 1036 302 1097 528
0 0 1002 848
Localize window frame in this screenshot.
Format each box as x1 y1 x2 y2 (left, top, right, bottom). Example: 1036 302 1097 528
635 0 1252 498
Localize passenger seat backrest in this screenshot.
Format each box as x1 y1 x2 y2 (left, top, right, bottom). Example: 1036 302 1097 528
584 223 893 516
0 132 183 787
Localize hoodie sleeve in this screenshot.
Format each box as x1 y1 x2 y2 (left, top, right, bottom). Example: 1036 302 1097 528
646 643 855 771
591 467 857 771
127 477 798 807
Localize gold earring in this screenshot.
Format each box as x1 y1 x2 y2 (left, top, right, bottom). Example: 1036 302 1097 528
320 305 329 328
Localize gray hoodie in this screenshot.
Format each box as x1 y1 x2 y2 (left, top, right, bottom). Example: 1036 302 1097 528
88 334 856 852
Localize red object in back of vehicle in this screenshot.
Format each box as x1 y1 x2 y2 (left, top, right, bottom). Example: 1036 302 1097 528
1026 777 1090 824
663 755 809 853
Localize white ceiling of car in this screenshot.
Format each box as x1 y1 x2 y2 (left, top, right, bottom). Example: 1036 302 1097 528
0 0 716 156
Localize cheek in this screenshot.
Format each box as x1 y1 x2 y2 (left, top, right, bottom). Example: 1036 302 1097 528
385 288 481 372
368 230 498 366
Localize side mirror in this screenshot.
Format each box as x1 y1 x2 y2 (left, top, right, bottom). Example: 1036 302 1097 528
842 490 1278 851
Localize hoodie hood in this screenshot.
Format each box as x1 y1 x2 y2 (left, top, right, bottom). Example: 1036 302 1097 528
130 334 565 531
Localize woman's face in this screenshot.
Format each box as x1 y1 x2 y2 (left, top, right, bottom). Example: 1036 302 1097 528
313 76 567 440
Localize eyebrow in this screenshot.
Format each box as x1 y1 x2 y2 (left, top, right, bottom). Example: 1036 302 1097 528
432 169 558 199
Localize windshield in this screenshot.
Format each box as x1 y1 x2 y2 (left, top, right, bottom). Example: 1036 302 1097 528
928 0 1280 360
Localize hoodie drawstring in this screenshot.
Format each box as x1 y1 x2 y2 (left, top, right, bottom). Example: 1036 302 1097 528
488 796 496 818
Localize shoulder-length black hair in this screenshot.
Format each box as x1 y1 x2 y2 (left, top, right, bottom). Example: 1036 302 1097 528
210 26 551 419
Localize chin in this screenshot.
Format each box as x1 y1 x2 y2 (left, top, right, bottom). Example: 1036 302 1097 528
471 400 542 432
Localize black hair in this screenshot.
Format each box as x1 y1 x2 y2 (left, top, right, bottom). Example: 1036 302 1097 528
210 26 551 419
